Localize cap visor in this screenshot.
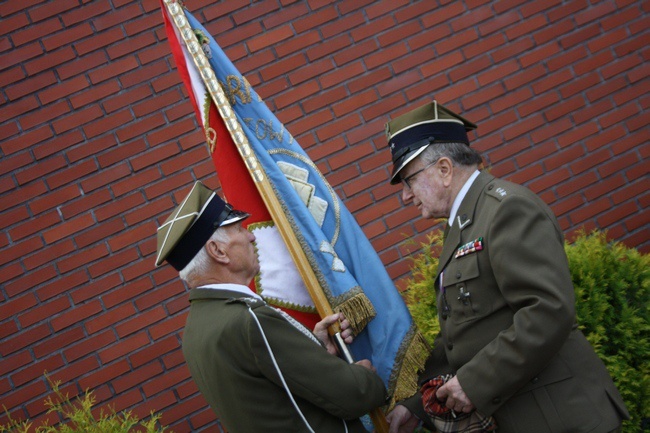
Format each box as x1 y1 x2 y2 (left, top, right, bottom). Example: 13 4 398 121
390 145 429 184
221 209 250 226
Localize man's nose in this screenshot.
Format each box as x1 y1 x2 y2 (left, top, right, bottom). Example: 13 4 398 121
401 186 413 203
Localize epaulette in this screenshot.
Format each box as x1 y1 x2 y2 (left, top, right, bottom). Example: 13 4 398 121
226 297 267 309
485 182 509 201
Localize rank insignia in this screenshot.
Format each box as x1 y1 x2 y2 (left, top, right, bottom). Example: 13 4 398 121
455 237 483 258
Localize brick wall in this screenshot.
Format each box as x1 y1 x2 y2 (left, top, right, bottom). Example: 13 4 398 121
1 0 647 431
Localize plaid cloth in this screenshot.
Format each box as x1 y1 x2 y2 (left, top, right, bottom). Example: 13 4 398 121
421 374 498 432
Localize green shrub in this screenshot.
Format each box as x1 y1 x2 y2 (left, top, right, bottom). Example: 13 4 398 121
1 376 171 433
403 230 649 433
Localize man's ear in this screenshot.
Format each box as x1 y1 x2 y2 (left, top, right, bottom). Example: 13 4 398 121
206 239 229 265
438 157 453 186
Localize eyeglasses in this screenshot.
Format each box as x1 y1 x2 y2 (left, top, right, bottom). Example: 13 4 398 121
401 159 440 189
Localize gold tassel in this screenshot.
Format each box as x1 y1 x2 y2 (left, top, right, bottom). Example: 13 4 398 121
388 330 431 410
333 292 376 335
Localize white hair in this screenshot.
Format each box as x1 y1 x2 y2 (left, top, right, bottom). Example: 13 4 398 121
178 227 230 283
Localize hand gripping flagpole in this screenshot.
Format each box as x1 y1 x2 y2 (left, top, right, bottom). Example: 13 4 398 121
162 2 389 432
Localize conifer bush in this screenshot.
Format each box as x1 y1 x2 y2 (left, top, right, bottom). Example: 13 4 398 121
403 230 649 433
1 376 171 433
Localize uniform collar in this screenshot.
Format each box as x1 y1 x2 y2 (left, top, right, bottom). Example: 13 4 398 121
449 169 480 225
191 283 263 301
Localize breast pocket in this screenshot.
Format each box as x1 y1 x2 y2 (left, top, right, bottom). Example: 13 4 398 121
444 253 485 324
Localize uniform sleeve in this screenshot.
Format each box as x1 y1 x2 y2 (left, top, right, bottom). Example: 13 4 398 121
457 193 575 415
245 307 387 419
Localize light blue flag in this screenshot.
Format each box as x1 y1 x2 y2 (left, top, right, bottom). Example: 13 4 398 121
162 1 429 409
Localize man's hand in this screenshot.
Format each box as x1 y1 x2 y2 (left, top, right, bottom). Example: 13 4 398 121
313 312 353 355
386 405 419 433
436 376 475 413
354 359 376 373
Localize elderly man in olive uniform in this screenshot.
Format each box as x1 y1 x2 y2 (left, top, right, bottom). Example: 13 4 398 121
156 181 386 433
384 101 629 433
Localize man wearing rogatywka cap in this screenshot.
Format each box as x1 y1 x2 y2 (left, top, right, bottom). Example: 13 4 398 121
156 181 386 433
383 101 629 433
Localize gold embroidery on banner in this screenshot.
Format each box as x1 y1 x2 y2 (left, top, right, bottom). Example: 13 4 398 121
268 148 341 248
164 0 265 183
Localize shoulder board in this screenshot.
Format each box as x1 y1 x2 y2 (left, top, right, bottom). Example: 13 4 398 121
226 297 267 309
485 182 509 201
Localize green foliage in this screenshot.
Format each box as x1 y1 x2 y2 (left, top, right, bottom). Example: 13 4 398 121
403 230 649 433
1 376 171 433
401 232 442 346
566 231 649 433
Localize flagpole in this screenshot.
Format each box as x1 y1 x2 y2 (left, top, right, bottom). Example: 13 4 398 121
162 2 389 431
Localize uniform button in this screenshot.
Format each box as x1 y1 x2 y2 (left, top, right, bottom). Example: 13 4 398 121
488 185 494 190
447 343 453 350
492 397 501 404
531 377 539 384
456 271 461 279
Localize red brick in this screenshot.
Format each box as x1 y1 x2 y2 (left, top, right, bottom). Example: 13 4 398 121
1 324 51 356
149 313 187 341
82 109 134 140
79 162 131 193
18 298 70 328
42 159 94 189
337 90 377 118
129 335 179 369
17 99 68 131
49 300 102 332
49 357 100 387
26 46 77 76
0 235 44 268
61 2 111 27
95 193 147 224
1 204 29 230
55 245 110 275
38 75 90 105
0 293 37 321
22 240 75 270
585 174 627 202
42 22 93 52
35 269 87 301
88 56 139 85
88 248 140 278
0 381 47 412
57 51 107 80
64 330 116 363
61 189 113 220
570 197 612 224
40 213 94 245
78 363 127 399
69 274 121 305
0 152 34 177
0 67 26 96
0 96 38 124
6 71 57 101
0 9 30 35
0 351 32 379
98 332 150 364
0 42 43 70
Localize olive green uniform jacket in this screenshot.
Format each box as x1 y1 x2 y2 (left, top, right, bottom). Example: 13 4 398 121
182 286 387 433
403 171 628 433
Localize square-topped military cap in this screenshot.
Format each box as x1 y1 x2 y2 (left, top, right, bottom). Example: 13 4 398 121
156 181 250 271
386 100 477 184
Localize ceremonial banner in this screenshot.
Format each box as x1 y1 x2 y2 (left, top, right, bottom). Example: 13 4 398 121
160 0 428 411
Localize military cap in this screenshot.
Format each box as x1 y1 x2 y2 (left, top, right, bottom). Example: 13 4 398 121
386 100 477 184
156 181 250 271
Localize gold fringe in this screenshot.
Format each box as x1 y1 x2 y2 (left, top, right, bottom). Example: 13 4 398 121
388 329 431 410
333 292 376 336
